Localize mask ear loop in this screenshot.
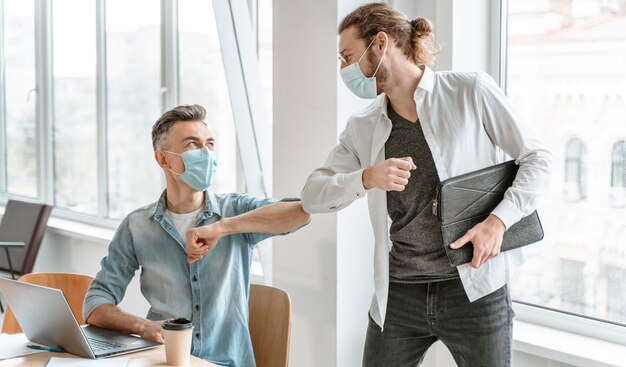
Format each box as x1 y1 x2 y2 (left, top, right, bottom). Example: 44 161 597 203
371 38 388 77
161 150 185 175
357 37 377 64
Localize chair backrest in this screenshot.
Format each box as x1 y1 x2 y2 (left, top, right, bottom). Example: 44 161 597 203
1 272 94 334
0 199 53 276
248 284 292 367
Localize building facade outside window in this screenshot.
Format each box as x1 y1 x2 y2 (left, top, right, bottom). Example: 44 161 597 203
506 0 626 326
564 137 587 201
611 140 626 188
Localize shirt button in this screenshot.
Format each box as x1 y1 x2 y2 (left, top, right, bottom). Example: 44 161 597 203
195 305 200 311
195 333 200 339
356 192 361 197
193 275 198 281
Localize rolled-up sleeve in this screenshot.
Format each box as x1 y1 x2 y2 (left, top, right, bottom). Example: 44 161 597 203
83 217 139 321
229 194 279 246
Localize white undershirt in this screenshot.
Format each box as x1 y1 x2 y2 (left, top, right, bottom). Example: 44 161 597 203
166 206 203 240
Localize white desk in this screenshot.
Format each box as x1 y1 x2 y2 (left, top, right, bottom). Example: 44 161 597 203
0 345 217 367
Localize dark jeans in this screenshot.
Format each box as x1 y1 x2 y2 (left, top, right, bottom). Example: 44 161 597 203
363 279 514 367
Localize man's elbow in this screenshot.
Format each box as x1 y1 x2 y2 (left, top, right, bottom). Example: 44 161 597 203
85 303 111 326
293 203 312 228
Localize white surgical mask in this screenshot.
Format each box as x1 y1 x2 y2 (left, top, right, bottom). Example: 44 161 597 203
339 37 387 99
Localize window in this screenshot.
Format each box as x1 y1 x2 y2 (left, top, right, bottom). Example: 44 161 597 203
52 0 98 215
178 0 237 194
612 141 626 188
559 259 586 314
2 0 37 198
106 0 163 219
603 264 626 323
610 140 626 206
505 0 626 329
563 138 587 201
1 1 268 226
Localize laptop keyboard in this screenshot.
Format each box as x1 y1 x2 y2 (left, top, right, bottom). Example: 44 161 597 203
87 337 126 352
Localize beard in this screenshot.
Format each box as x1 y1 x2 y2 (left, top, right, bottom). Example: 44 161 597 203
366 50 390 95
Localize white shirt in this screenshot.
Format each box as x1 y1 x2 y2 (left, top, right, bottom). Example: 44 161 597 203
166 206 203 241
301 66 552 329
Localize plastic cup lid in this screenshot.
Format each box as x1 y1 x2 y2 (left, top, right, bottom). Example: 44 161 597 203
162 318 194 330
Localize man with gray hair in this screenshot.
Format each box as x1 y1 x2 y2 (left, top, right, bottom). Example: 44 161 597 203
83 104 310 366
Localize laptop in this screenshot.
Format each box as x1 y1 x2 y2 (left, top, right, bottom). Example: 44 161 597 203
0 278 161 359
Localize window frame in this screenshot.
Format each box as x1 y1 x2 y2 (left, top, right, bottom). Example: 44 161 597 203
0 0 7 196
0 0 269 233
498 0 626 346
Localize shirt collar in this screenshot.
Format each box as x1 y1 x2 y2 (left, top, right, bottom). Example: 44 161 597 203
380 66 435 119
414 65 435 96
151 190 221 220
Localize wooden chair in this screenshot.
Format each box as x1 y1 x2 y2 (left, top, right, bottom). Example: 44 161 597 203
1 272 94 334
248 284 292 367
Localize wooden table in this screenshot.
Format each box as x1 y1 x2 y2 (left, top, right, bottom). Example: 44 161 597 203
0 345 217 366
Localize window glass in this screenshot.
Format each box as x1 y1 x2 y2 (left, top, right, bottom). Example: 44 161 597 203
52 0 98 214
178 0 237 195
611 141 626 187
3 0 37 197
564 138 587 201
507 0 626 324
106 0 163 218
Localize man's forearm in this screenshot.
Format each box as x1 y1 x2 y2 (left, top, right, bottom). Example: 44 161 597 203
87 304 153 336
218 202 310 236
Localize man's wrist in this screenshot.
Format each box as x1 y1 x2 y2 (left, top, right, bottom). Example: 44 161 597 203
487 214 506 233
216 217 233 237
134 318 151 335
362 167 373 190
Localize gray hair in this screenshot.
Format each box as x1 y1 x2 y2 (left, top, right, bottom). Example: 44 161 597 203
151 104 207 150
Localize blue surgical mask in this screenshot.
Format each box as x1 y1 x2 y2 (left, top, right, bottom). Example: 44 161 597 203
340 37 387 99
164 147 218 191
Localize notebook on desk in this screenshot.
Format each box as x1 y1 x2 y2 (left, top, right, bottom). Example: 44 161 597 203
0 278 161 359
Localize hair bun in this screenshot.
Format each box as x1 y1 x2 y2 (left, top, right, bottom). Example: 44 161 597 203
410 17 433 36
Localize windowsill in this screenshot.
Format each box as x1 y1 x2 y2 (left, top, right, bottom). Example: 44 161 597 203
46 216 116 246
513 320 626 367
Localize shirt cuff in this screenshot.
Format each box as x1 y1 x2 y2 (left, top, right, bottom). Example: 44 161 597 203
82 292 116 322
339 168 367 200
491 198 524 230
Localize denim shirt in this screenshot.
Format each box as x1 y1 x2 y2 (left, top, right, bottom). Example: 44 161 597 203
83 190 278 367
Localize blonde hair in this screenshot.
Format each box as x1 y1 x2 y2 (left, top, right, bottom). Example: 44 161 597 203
338 2 438 66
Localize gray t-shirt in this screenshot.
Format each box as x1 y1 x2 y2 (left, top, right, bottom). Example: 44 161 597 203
385 103 459 283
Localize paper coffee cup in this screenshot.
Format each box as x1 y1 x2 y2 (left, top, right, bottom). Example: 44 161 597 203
162 318 194 366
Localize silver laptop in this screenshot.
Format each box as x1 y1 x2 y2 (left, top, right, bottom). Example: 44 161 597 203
0 278 161 359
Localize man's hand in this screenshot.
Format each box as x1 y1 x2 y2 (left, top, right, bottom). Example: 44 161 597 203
136 319 166 343
86 304 166 344
362 157 417 191
185 221 226 264
449 214 506 269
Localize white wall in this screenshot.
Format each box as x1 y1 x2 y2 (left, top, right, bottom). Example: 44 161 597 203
272 0 338 364
273 0 375 366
